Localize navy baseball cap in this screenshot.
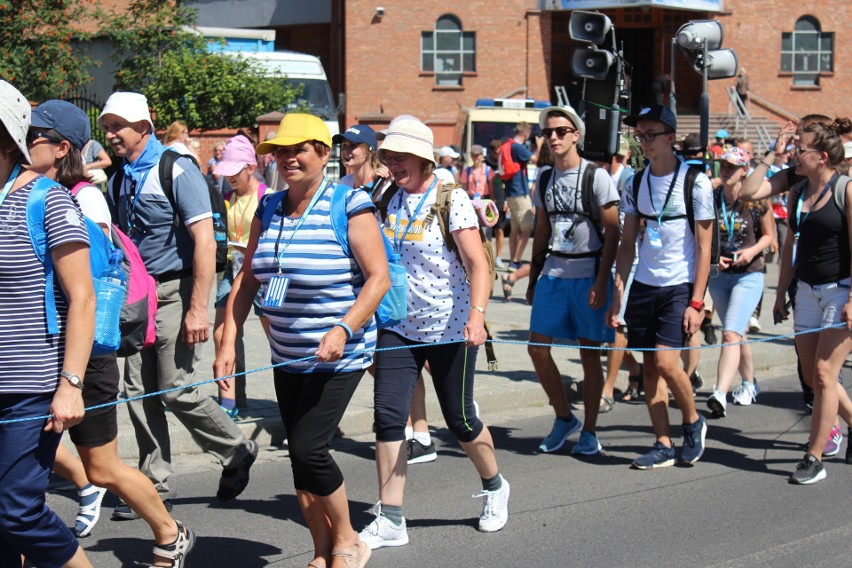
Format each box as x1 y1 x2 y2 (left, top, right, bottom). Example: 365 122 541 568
332 124 378 151
31 100 91 150
623 104 677 132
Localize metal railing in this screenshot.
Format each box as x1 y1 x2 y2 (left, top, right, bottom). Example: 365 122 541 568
726 86 773 155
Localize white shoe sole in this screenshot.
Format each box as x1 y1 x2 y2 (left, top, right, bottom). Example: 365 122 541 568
791 468 827 485
407 452 437 465
362 535 409 550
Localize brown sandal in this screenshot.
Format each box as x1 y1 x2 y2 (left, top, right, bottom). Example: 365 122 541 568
331 541 371 568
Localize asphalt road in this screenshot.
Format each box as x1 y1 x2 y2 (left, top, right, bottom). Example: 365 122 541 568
49 364 852 568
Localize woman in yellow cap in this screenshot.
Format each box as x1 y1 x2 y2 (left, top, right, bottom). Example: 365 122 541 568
214 113 388 568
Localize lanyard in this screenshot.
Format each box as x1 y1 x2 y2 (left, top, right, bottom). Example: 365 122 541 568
125 169 152 231
393 176 438 253
273 178 332 271
720 194 739 242
795 174 836 239
0 163 22 209
647 162 682 226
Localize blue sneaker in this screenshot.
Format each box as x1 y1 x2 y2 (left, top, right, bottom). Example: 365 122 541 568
680 415 707 464
571 430 602 455
538 415 581 453
632 442 676 469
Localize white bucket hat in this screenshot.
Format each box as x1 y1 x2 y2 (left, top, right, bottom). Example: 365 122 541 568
539 105 586 142
0 80 32 164
378 118 436 165
98 92 155 131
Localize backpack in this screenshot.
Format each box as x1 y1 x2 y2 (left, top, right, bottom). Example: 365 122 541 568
71 182 158 356
788 174 852 235
111 149 228 272
631 164 721 265
497 139 521 182
28 178 118 356
260 183 408 329
537 163 605 254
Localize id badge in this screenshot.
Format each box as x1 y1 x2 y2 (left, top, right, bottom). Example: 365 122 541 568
648 225 663 249
553 220 575 253
231 249 245 279
263 274 290 308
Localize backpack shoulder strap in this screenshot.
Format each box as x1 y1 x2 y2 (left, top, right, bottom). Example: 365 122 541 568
684 165 701 234
538 167 553 216
260 190 287 233
375 182 400 222
110 167 125 210
631 167 645 217
426 183 458 253
329 182 352 256
788 178 808 234
833 174 851 213
581 162 604 242
158 149 181 226
27 177 63 335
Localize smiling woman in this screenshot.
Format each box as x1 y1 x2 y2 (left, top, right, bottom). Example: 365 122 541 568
334 124 391 200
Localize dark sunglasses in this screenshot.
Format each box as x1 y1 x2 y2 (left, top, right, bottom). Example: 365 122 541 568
26 130 63 147
541 126 577 139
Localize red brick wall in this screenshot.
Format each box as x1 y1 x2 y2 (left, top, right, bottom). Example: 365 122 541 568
342 0 546 146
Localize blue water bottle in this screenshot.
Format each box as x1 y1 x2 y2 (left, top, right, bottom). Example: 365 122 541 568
94 250 127 352
213 212 227 257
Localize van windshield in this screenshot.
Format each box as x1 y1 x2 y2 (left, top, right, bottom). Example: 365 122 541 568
285 79 337 120
472 121 542 148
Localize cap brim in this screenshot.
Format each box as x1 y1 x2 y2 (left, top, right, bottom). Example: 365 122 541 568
213 160 249 177
256 135 314 155
30 112 53 131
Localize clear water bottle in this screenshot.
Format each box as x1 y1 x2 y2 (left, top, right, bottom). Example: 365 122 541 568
213 212 227 255
94 250 126 350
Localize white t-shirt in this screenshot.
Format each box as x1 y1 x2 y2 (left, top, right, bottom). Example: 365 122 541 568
621 160 714 287
381 185 479 342
74 184 112 228
434 167 456 185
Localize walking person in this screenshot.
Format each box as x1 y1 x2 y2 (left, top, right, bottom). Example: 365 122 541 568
359 117 510 551
98 92 258 515
215 112 387 568
0 80 94 568
27 99 194 566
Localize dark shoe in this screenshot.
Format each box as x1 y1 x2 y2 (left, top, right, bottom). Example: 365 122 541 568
847 429 852 464
790 453 826 485
508 261 522 273
680 415 707 464
632 442 676 469
501 273 514 301
217 440 258 502
112 498 173 521
701 318 718 345
407 438 437 464
690 370 705 394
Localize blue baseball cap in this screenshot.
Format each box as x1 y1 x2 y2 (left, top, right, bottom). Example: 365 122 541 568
31 100 91 150
333 124 377 151
623 104 677 132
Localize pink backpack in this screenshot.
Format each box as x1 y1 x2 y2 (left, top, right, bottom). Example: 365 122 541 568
72 182 158 355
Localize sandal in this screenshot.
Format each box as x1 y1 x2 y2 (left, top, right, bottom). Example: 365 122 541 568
621 386 640 402
75 483 107 538
331 541 371 568
501 273 514 301
151 520 195 568
599 395 614 413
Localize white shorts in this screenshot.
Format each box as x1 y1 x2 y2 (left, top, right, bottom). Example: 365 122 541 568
794 278 851 331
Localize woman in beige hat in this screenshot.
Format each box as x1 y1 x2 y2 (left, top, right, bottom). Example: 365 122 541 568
359 117 510 552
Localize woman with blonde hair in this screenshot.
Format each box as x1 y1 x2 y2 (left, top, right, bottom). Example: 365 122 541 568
163 119 199 162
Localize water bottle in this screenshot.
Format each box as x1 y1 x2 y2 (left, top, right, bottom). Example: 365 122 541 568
213 212 227 257
472 191 482 210
94 250 127 350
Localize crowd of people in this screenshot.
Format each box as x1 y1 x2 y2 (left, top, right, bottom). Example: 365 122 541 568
1 72 851 567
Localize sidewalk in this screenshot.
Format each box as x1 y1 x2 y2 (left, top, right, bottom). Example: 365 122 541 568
107 260 798 461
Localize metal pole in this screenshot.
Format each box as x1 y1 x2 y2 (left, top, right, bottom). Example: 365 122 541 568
699 39 709 152
669 38 677 115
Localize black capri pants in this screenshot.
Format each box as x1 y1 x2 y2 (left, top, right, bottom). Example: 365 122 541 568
274 367 363 496
374 331 484 444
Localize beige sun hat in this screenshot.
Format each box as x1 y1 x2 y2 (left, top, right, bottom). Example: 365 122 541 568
0 80 32 164
377 117 436 165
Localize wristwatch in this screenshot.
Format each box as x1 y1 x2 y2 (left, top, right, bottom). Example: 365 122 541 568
688 300 706 312
59 370 84 391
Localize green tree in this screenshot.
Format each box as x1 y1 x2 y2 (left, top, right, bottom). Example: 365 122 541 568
0 0 98 101
100 0 299 130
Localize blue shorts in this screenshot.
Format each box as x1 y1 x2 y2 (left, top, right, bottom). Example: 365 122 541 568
624 280 692 349
530 275 615 343
708 271 764 336
215 261 263 316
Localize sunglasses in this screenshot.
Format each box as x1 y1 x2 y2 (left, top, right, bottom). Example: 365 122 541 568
542 126 577 139
26 130 63 147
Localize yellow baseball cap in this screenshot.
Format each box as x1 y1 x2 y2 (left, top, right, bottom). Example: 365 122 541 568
256 113 332 155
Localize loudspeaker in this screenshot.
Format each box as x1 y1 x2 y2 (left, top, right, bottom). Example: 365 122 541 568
569 11 612 46
584 57 621 108
582 106 621 162
694 49 738 79
571 48 613 81
676 20 724 51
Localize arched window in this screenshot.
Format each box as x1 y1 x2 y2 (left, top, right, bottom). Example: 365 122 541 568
421 14 476 86
781 16 833 86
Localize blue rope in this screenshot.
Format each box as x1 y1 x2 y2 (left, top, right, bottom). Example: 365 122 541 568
0 323 844 426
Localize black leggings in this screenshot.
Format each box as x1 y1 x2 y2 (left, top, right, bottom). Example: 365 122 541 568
374 331 483 444
274 368 363 496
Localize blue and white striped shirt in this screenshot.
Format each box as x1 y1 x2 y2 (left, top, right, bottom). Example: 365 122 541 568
252 184 377 373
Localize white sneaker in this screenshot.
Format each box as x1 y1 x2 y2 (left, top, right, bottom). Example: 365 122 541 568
732 382 757 406
494 258 505 269
358 502 409 549
473 475 510 532
748 315 761 333
707 389 727 417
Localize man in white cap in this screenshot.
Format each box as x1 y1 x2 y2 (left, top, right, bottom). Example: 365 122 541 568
98 92 257 518
436 145 460 180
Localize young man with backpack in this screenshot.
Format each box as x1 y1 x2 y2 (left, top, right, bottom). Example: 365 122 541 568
501 122 541 272
607 105 714 469
526 105 620 455
98 92 258 517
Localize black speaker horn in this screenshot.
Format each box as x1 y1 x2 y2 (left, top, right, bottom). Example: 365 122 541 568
571 48 613 81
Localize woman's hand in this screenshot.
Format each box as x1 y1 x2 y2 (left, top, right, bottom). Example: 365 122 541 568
213 343 237 389
717 256 733 271
773 294 790 325
464 312 487 346
316 326 348 362
45 383 85 433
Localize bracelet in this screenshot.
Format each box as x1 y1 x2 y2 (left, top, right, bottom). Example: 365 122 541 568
334 321 353 339
470 305 486 314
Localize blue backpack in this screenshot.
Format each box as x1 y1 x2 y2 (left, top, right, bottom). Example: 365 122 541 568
27 177 120 356
260 184 407 329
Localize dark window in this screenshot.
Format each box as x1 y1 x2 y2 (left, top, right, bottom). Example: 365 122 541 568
781 16 833 86
421 14 476 86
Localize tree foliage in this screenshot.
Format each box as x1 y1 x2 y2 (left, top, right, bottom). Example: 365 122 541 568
0 0 98 101
99 0 299 130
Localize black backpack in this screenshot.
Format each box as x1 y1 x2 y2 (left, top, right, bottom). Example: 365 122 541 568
631 165 720 265
111 149 228 273
537 163 605 256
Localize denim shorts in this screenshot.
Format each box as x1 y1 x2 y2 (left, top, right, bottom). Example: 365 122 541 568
794 278 852 331
612 261 638 326
708 271 764 336
530 275 615 343
215 261 263 315
625 280 692 349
